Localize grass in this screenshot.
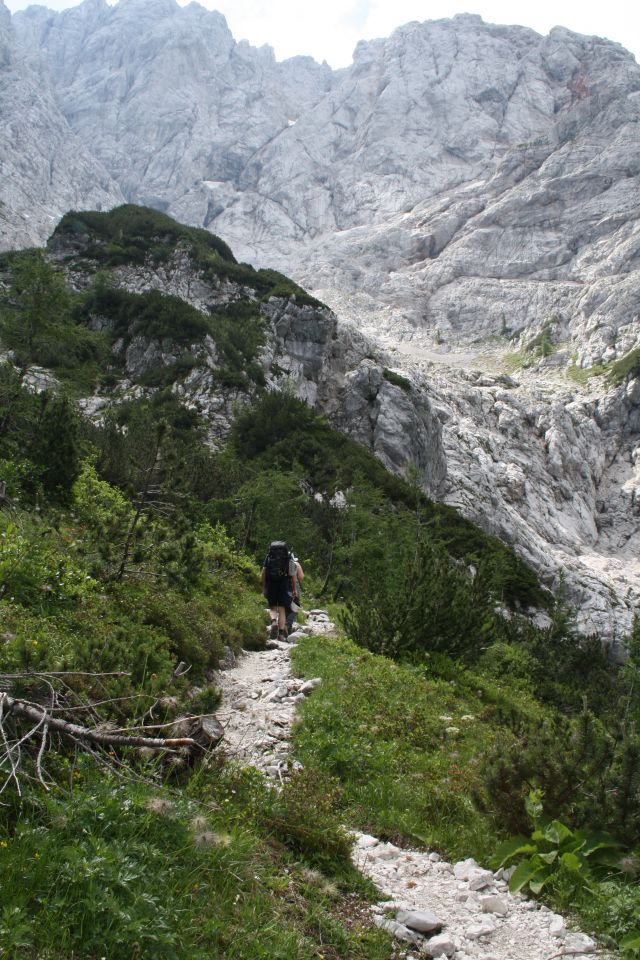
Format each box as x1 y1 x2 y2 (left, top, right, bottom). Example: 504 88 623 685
566 361 610 385
290 634 503 862
0 761 393 960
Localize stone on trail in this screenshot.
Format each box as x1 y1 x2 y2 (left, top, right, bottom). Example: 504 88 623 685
300 677 322 694
193 715 224 747
549 914 566 938
480 895 509 916
356 833 380 849
218 645 236 670
465 917 496 940
372 915 423 945
453 858 478 880
468 868 495 891
564 933 596 954
422 932 456 957
396 908 442 933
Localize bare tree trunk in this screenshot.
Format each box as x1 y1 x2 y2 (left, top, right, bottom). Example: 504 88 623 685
1 693 199 750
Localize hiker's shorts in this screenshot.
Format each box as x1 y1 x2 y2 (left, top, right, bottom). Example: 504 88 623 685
266 580 292 610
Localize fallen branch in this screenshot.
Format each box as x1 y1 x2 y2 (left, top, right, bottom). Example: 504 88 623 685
0 693 199 751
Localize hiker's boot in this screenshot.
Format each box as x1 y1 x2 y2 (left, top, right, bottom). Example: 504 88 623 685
269 621 278 640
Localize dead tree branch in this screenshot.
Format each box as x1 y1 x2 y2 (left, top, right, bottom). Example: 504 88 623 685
0 693 199 751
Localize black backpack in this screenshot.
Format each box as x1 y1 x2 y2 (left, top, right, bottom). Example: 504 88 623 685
265 541 291 580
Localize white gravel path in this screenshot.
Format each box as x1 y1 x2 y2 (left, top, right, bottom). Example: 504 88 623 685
215 612 615 960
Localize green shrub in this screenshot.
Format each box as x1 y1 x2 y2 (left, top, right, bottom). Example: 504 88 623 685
492 791 620 905
608 348 640 386
0 515 95 612
77 285 211 345
54 205 235 265
481 709 640 845
382 368 412 392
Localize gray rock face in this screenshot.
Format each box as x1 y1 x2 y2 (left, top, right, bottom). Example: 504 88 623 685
418 358 640 642
0 0 122 250
11 0 332 227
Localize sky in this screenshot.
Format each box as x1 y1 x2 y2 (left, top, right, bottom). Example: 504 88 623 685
5 0 640 67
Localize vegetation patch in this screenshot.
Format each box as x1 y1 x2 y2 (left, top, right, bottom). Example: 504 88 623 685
52 205 324 307
382 367 412 392
291 634 501 860
0 765 392 960
53 204 236 266
566 360 610 385
608 347 640 386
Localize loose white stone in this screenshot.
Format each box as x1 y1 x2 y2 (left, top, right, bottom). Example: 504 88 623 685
453 859 479 880
373 915 422 944
468 869 494 891
480 895 509 916
465 919 496 940
549 915 566 937
423 932 456 957
396 908 443 933
564 933 596 954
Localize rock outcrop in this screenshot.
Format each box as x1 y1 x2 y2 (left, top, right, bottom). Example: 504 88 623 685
93 246 448 498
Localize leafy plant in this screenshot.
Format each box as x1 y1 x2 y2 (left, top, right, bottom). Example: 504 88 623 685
492 790 620 903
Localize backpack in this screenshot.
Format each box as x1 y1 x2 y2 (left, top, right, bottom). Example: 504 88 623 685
265 541 292 580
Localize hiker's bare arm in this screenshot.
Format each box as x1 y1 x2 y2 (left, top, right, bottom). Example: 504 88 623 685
260 568 267 594
296 562 305 581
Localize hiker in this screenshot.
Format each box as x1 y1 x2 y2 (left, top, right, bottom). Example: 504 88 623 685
286 554 305 635
261 540 297 641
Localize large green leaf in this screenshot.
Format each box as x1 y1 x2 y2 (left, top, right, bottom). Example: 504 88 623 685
491 836 536 868
529 877 549 894
621 931 640 950
543 821 574 846
538 850 558 865
560 851 583 873
577 832 620 857
508 860 545 894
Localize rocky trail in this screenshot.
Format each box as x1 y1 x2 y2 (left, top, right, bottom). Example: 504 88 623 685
215 612 614 960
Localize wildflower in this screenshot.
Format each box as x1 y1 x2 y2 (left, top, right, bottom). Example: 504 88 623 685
145 797 175 815
193 831 217 849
